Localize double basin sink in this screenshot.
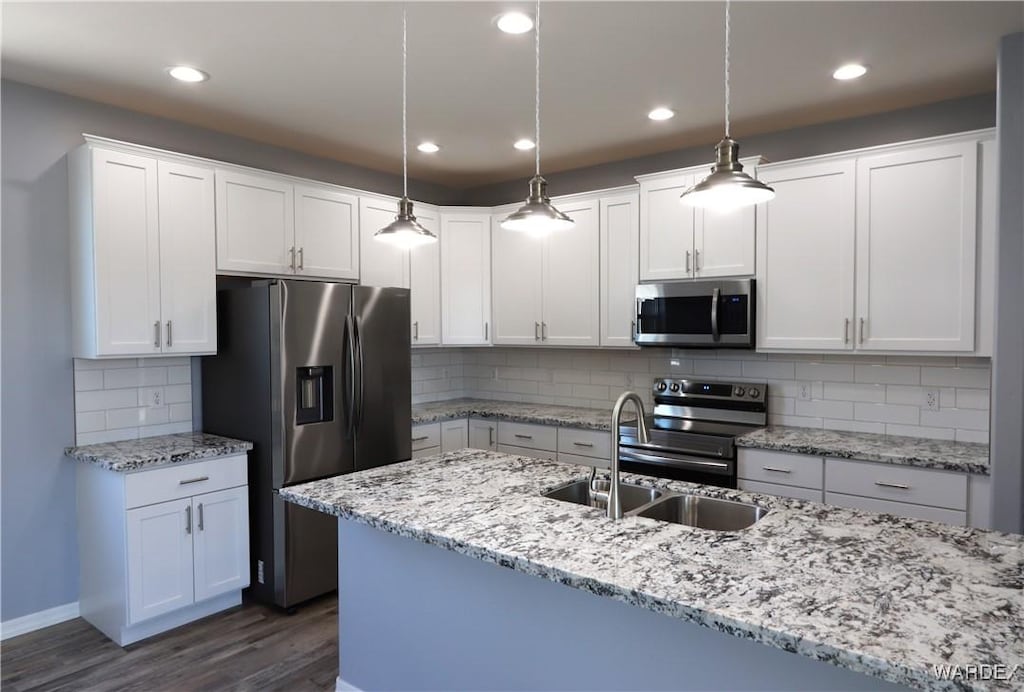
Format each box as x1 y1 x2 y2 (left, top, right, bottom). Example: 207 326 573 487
543 478 768 531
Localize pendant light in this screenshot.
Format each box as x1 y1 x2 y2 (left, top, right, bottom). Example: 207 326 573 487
500 0 574 235
680 0 774 211
375 8 437 248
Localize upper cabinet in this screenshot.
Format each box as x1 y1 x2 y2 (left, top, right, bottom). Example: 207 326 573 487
491 197 600 347
409 205 441 346
637 162 758 282
757 132 988 354
441 209 491 345
70 143 216 358
217 170 358 281
599 191 640 348
359 196 409 288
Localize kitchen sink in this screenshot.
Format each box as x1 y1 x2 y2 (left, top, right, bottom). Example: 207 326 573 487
543 479 664 514
636 494 768 531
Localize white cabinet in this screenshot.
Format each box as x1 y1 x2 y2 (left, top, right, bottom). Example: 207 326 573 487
411 419 469 457
441 419 469 451
756 158 856 351
556 427 612 469
70 143 217 358
215 169 294 276
491 198 600 347
441 209 491 345
359 196 410 288
637 165 757 282
77 454 250 646
599 191 640 348
294 184 359 281
854 141 977 351
468 419 497 451
410 206 441 346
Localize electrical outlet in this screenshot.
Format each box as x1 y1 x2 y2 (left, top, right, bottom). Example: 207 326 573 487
149 389 162 407
798 382 812 401
924 388 940 411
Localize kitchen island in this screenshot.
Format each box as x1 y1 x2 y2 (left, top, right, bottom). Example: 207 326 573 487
281 450 1022 691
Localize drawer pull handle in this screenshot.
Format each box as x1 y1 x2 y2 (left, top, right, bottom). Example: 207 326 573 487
874 480 910 490
411 435 430 442
198 503 204 531
179 476 210 485
762 466 791 474
514 434 533 440
573 441 595 448
185 505 192 534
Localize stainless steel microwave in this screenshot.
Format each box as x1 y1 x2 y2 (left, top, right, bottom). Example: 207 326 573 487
635 279 755 348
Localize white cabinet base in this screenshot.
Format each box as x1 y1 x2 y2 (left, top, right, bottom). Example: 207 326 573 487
111 590 241 647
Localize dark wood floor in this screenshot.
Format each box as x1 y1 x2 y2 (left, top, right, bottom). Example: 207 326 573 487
1 594 338 692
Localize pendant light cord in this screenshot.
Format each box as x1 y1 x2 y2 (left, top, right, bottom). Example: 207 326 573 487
402 7 408 198
724 0 731 138
534 0 541 177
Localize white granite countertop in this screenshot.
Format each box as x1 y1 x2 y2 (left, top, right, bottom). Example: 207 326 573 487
412 397 632 431
65 432 253 472
736 426 990 475
281 450 1023 691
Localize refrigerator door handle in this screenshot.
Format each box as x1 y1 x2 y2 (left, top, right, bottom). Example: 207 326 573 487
344 314 357 440
354 315 365 434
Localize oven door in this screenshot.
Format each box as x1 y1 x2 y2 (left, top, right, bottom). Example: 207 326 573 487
618 444 737 488
635 279 754 348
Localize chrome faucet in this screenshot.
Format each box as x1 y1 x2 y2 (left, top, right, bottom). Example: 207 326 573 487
602 391 650 520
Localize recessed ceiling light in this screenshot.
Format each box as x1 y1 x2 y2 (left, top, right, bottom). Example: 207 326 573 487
648 107 675 121
513 138 536 151
168 65 209 83
832 63 867 81
496 11 534 34
417 142 440 153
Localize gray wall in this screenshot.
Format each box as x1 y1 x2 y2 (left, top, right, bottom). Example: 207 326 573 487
462 92 997 206
0 79 457 622
990 33 1024 533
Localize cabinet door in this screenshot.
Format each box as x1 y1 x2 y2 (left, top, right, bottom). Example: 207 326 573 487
542 199 600 346
409 206 441 346
192 487 250 602
158 161 217 354
756 159 856 350
638 173 695 281
358 196 410 288
91 148 162 355
855 141 977 351
491 214 544 345
599 192 639 348
126 499 194 624
695 204 755 278
441 212 491 345
440 419 469 452
468 419 497 451
215 169 294 275
294 184 359 281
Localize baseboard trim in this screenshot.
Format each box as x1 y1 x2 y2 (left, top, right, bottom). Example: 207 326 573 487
1 601 80 641
336 676 362 691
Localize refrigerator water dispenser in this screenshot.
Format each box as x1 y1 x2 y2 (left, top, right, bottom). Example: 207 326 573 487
296 366 333 425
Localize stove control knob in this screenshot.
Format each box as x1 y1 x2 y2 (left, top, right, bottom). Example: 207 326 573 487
748 387 761 398
656 382 668 393
669 382 681 393
733 386 746 397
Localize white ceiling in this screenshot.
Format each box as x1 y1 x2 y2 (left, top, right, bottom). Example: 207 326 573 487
2 1 1021 187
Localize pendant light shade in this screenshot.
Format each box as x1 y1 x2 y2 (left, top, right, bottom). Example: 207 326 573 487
681 0 774 211
500 0 574 234
375 8 437 248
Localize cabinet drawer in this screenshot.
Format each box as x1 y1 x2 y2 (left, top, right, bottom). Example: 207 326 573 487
497 422 557 452
557 451 609 470
411 423 441 451
125 455 247 510
557 428 611 461
738 449 824 489
825 458 967 510
497 444 558 461
825 492 967 526
739 479 823 503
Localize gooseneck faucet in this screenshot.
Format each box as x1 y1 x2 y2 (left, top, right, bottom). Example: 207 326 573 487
606 391 651 520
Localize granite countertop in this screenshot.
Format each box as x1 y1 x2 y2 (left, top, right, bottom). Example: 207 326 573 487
412 397 632 431
281 450 1023 691
65 432 253 472
736 426 990 475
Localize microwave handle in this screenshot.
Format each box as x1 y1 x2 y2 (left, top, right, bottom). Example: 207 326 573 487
711 287 720 342
635 299 643 335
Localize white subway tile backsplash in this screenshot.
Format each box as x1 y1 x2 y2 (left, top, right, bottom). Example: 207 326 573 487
506 380 539 395
75 388 138 412
139 421 193 437
795 399 854 420
885 424 956 440
164 384 192 405
167 366 191 385
169 403 193 422
73 357 137 370
955 389 990 410
920 408 990 431
853 402 920 425
824 382 885 403
73 370 104 391
921 366 991 388
76 428 139 445
955 429 989 444
75 411 106 434
572 383 610 400
767 397 795 415
694 359 742 377
854 364 920 385
884 385 926 406
794 362 854 382
141 356 190 367
553 369 590 385
590 371 628 387
768 414 823 429
822 418 885 434
741 360 796 380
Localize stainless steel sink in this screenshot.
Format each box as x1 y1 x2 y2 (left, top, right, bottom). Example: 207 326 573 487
543 479 664 514
636 494 768 531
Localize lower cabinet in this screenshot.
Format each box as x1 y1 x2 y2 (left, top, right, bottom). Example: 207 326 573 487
77 454 250 646
468 418 497 451
411 419 470 458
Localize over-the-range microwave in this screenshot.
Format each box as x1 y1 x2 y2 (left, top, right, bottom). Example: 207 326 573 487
635 279 755 348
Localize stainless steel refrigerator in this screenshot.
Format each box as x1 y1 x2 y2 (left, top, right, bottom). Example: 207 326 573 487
201 280 411 609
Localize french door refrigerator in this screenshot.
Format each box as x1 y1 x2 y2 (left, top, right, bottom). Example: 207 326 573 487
201 280 411 609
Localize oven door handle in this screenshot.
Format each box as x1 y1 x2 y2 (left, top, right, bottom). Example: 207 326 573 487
619 447 731 472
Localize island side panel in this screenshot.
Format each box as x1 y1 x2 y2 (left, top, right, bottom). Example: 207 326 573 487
336 519 910 692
